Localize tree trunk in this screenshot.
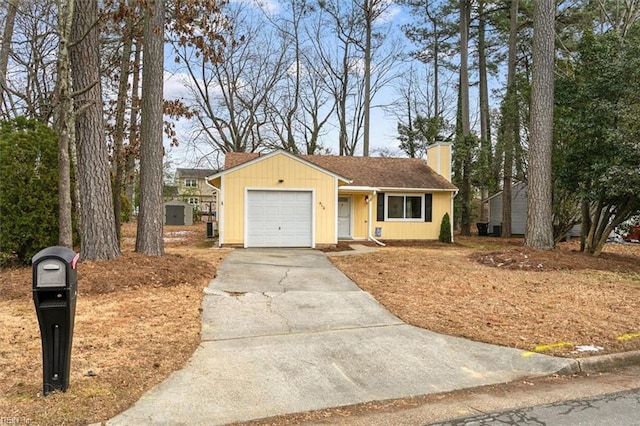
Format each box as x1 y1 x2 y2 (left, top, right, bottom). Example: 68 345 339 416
502 0 518 238
71 0 121 261
525 0 555 249
477 0 492 223
55 0 74 248
125 38 142 215
363 0 372 157
135 0 165 256
0 0 19 115
112 8 135 241
459 0 472 236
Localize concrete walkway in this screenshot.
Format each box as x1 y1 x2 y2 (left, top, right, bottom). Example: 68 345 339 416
108 249 575 425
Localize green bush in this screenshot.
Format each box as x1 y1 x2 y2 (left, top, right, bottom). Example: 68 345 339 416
439 212 452 243
0 118 59 265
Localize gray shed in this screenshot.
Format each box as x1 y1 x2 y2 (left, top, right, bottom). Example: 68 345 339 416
164 200 193 226
486 182 581 237
487 182 528 236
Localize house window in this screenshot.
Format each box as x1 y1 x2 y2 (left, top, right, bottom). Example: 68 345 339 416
185 179 197 187
188 197 200 206
386 194 423 220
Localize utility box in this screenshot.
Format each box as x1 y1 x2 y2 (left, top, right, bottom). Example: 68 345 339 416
32 246 79 395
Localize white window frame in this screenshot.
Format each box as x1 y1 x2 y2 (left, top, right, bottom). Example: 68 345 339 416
185 178 197 188
385 193 424 221
188 197 200 206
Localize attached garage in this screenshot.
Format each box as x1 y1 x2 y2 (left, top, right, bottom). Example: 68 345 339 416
246 190 313 248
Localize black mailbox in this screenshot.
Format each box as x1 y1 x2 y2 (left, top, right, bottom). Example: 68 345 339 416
32 246 79 395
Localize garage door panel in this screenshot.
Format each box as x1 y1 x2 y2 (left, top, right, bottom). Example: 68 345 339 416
247 190 312 248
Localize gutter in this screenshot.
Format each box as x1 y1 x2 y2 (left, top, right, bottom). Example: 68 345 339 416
451 189 459 243
204 177 222 248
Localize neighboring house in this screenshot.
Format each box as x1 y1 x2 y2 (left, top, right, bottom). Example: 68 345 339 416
175 168 218 214
486 182 581 237
206 144 458 248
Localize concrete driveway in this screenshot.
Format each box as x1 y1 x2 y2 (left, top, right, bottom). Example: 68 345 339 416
108 249 575 425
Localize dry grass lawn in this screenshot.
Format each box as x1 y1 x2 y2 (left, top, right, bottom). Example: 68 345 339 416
330 237 640 357
0 222 231 425
1 226 639 425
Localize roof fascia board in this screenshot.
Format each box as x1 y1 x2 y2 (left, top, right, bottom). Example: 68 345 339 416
377 187 458 192
209 149 352 184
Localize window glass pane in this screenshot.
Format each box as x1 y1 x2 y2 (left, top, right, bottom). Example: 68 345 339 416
388 196 404 218
406 196 422 219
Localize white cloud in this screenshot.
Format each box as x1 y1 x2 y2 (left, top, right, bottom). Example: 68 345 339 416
377 3 402 25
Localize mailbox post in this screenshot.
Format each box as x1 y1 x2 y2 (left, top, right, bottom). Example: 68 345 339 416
32 246 79 395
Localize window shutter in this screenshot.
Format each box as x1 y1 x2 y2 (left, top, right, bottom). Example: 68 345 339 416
376 193 385 221
424 194 433 222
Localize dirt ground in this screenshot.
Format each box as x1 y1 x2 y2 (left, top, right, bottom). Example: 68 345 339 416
1 226 639 425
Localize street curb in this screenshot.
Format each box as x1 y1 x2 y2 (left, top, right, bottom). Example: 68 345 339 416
574 350 640 374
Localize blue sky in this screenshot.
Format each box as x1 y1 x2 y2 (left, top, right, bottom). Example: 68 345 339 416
161 0 484 170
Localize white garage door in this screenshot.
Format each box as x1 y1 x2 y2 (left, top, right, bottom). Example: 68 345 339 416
246 190 313 247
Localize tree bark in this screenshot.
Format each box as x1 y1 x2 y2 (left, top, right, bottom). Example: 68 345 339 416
55 0 74 248
125 37 142 214
0 0 19 115
502 0 518 238
362 0 372 157
478 0 491 223
525 0 555 249
135 0 165 256
112 5 135 241
458 0 472 236
71 0 121 261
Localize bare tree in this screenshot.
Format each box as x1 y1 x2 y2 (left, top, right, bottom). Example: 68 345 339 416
525 0 555 249
70 0 120 260
54 0 74 248
1 1 58 121
357 0 391 157
176 3 284 154
109 0 141 239
501 0 518 238
0 0 19 112
312 1 361 155
135 0 165 256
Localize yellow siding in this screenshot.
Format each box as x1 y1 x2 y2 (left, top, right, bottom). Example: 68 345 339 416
371 192 452 240
221 153 337 245
427 143 452 182
351 195 369 239
335 193 370 240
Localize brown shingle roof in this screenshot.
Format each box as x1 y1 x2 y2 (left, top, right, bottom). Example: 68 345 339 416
176 168 218 178
224 151 457 191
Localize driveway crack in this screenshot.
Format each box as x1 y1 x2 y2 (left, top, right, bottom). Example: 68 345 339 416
264 292 292 333
277 268 290 292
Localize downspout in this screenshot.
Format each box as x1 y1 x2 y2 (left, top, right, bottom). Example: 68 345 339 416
367 191 385 246
451 189 459 243
205 177 222 248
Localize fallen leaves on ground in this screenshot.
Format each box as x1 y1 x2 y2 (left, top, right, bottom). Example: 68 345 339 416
0 222 230 425
330 237 640 358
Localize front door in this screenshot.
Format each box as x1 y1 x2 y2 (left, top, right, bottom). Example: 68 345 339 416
338 196 351 238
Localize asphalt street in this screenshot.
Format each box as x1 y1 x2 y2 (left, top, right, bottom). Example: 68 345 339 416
428 389 640 426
